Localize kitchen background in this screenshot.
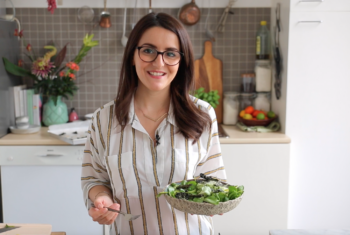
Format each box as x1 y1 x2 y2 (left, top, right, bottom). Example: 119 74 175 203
14 7 270 116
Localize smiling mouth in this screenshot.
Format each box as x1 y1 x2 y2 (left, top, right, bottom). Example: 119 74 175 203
148 71 166 76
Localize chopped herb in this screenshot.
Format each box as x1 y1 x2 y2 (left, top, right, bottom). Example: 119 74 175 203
5 224 15 228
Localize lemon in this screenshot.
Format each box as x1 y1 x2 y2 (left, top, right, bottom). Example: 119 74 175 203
267 111 276 118
243 114 253 120
256 113 265 120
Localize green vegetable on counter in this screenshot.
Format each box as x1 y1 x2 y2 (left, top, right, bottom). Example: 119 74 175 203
194 87 220 108
5 224 15 228
157 173 244 205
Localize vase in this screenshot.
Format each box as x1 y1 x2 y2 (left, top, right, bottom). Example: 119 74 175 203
42 96 68 126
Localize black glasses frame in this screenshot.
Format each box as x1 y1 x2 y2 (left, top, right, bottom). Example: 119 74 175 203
137 46 184 66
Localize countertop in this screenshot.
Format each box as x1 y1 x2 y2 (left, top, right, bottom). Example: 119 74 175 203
270 229 350 235
0 125 290 146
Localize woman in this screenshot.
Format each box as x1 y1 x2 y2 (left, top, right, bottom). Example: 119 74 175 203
81 12 226 235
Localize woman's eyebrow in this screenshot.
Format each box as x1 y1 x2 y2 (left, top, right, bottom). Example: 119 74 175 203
141 43 179 51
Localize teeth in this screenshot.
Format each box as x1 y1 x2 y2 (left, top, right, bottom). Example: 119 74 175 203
149 72 165 76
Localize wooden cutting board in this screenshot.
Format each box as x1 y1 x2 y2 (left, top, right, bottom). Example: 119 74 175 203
194 40 223 123
0 223 52 234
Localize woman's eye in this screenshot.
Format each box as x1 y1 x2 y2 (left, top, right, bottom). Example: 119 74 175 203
143 48 155 54
165 51 176 57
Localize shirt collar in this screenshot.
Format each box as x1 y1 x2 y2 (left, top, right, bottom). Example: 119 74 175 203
127 94 136 125
127 93 177 127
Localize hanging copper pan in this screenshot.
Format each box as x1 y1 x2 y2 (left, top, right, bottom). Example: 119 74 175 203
178 0 201 26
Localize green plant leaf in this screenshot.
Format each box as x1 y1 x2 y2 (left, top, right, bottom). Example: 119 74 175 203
2 57 36 78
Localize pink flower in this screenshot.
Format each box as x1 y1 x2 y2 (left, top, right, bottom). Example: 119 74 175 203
47 0 57 14
26 44 32 52
59 71 65 77
31 58 55 78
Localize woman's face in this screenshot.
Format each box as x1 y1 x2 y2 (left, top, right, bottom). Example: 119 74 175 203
133 26 181 92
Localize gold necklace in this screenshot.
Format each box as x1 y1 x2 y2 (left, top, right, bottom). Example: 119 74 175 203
141 110 168 122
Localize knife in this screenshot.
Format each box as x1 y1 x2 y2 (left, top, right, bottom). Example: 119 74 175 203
0 225 20 233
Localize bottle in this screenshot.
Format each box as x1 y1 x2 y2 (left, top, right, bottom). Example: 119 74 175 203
223 92 240 125
256 21 270 60
69 108 79 122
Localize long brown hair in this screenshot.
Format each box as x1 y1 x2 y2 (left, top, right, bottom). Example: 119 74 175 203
115 12 211 143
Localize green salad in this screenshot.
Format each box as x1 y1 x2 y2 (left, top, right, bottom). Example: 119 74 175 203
157 174 244 205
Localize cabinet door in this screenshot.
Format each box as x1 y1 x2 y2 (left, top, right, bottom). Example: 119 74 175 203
288 12 350 126
287 12 350 228
290 0 350 12
1 166 103 235
213 144 290 235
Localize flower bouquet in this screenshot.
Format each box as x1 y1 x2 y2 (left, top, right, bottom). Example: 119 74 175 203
2 30 99 126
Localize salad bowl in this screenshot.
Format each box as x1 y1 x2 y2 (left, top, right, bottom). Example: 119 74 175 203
159 176 244 216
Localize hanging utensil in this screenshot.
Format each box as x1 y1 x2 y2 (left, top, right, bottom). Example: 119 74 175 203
99 0 111 28
205 0 215 42
0 0 15 21
216 0 236 32
149 0 152 13
121 0 128 47
274 3 282 100
131 0 138 29
178 0 201 26
78 6 95 25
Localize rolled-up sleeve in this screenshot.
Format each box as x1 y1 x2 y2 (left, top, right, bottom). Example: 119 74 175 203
81 113 111 209
194 105 227 181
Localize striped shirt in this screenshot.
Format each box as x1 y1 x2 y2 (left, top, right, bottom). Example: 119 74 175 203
81 95 226 235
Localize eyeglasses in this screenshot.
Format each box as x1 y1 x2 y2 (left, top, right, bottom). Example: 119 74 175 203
137 46 184 66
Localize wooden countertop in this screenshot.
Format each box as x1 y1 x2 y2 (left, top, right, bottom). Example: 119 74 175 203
0 125 290 146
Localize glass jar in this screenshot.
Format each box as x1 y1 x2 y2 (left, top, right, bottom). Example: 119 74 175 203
255 60 272 92
254 92 270 112
239 93 256 111
223 92 240 125
241 73 255 93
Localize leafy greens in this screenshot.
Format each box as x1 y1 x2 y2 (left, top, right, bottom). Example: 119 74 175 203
157 174 244 205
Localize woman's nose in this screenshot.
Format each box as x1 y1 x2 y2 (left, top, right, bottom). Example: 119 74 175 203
152 53 165 67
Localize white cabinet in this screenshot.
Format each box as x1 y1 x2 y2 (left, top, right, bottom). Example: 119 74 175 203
213 143 290 235
290 0 350 12
272 0 350 228
0 146 103 235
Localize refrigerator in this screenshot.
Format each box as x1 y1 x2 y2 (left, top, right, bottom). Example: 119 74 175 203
0 19 22 138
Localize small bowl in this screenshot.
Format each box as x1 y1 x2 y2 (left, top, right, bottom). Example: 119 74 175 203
238 116 277 127
163 179 244 216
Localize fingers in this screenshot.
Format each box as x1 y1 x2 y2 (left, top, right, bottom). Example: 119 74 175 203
89 203 120 225
94 195 114 209
109 203 121 211
209 213 223 217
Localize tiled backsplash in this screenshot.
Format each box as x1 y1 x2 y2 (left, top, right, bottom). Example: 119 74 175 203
15 7 270 116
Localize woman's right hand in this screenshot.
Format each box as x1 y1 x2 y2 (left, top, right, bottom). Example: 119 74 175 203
88 195 120 225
